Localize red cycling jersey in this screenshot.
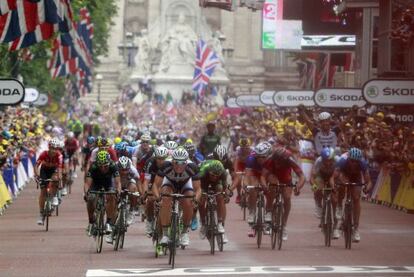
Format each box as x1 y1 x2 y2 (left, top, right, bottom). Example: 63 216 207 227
64 138 79 154
36 150 63 169
263 152 303 184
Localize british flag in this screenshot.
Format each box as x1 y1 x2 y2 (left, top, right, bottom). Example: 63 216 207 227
192 39 220 96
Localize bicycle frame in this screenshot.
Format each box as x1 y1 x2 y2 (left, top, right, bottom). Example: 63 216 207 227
246 185 266 249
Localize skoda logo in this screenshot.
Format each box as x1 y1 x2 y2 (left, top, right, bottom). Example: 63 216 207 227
276 94 284 102
317 92 327 103
366 86 379 98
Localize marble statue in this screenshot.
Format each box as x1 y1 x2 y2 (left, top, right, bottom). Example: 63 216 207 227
209 31 224 65
134 29 151 74
158 13 198 73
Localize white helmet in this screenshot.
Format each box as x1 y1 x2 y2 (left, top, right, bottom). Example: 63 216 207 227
118 156 132 170
165 140 178 150
172 148 189 162
140 133 151 142
48 138 60 148
59 140 65 149
155 146 168 159
214 145 227 161
67 131 74 138
254 142 272 157
318 112 331 121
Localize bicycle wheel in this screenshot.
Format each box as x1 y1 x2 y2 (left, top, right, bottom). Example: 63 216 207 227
277 201 284 250
343 204 352 249
216 233 224 252
113 211 122 251
271 203 277 249
256 197 263 249
169 214 177 268
44 200 50 232
96 209 105 253
324 200 332 247
208 210 215 255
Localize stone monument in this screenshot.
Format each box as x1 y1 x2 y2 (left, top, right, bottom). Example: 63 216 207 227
130 0 229 101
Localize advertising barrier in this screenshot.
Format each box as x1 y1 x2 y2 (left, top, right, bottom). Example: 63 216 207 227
314 88 366 108
0 78 25 105
259 91 275 105
236 94 265 107
363 79 414 105
273 90 315 107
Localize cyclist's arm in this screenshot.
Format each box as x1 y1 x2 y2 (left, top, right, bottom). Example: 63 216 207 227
290 158 305 190
84 176 92 194
245 168 258 185
152 175 163 200
114 176 121 193
260 167 269 186
363 166 372 191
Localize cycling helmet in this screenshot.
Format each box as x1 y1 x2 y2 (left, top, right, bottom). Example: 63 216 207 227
140 134 151 143
96 137 108 147
154 146 168 159
118 156 131 170
67 131 74 138
172 148 189 162
114 142 127 152
48 138 60 148
318 112 331 121
96 151 110 166
165 140 178 150
114 137 122 144
213 145 227 161
209 160 225 176
239 137 252 147
348 147 363 161
254 142 272 157
321 147 335 160
130 141 138 147
87 136 95 144
183 142 196 154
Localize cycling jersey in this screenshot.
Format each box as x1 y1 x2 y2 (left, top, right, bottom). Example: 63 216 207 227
82 145 94 163
234 146 252 172
157 161 200 193
199 160 227 192
199 134 221 156
87 162 120 191
206 154 234 174
64 138 79 155
313 127 341 154
245 154 265 179
133 146 154 171
36 150 63 169
313 156 340 180
263 152 303 184
337 154 368 183
119 166 140 188
143 157 163 184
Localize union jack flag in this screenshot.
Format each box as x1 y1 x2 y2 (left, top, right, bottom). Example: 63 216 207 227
192 39 220 96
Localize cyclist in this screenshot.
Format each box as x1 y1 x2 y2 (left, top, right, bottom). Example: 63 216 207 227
164 140 179 157
34 138 63 225
132 134 154 179
88 137 118 172
64 131 80 178
230 138 252 204
199 121 221 157
261 146 305 241
153 148 201 247
114 142 134 159
84 150 121 243
117 156 140 225
208 145 234 177
310 147 341 239
198 160 230 243
81 136 95 179
245 142 272 227
184 142 204 166
72 119 83 139
142 146 169 236
334 147 372 242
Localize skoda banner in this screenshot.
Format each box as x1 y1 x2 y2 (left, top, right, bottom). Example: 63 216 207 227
273 90 314 107
236 95 265 107
260 91 276 105
33 93 49 106
0 78 25 105
362 79 414 105
226 97 239 108
23 87 39 103
314 88 366 108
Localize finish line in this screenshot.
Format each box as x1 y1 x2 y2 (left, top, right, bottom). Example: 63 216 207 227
86 266 414 276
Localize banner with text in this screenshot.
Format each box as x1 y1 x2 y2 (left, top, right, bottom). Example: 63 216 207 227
363 79 414 105
273 90 315 107
315 88 366 108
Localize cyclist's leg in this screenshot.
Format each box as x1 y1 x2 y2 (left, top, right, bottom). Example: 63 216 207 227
180 179 194 229
128 180 138 211
104 183 117 225
282 186 293 226
49 172 60 197
216 184 225 223
265 174 278 213
145 184 155 221
159 178 173 227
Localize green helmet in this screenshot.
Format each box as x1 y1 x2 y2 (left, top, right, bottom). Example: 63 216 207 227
96 150 110 166
209 160 225 176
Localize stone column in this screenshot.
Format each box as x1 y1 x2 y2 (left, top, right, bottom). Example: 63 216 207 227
148 0 161 30
106 0 125 63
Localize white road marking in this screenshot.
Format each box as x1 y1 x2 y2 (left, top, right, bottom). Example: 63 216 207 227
86 266 414 276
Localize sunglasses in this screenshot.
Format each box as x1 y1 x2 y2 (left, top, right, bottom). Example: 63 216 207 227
173 160 186 165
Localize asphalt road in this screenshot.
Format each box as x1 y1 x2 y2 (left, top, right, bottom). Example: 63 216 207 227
1 172 413 277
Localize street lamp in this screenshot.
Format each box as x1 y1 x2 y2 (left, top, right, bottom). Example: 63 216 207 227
96 74 103 104
118 32 138 67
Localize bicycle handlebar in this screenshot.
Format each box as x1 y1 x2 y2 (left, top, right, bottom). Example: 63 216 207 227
161 193 194 199
89 190 118 195
202 191 227 197
337 182 365 187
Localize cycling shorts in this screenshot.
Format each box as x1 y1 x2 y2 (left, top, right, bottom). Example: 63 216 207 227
161 177 193 194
